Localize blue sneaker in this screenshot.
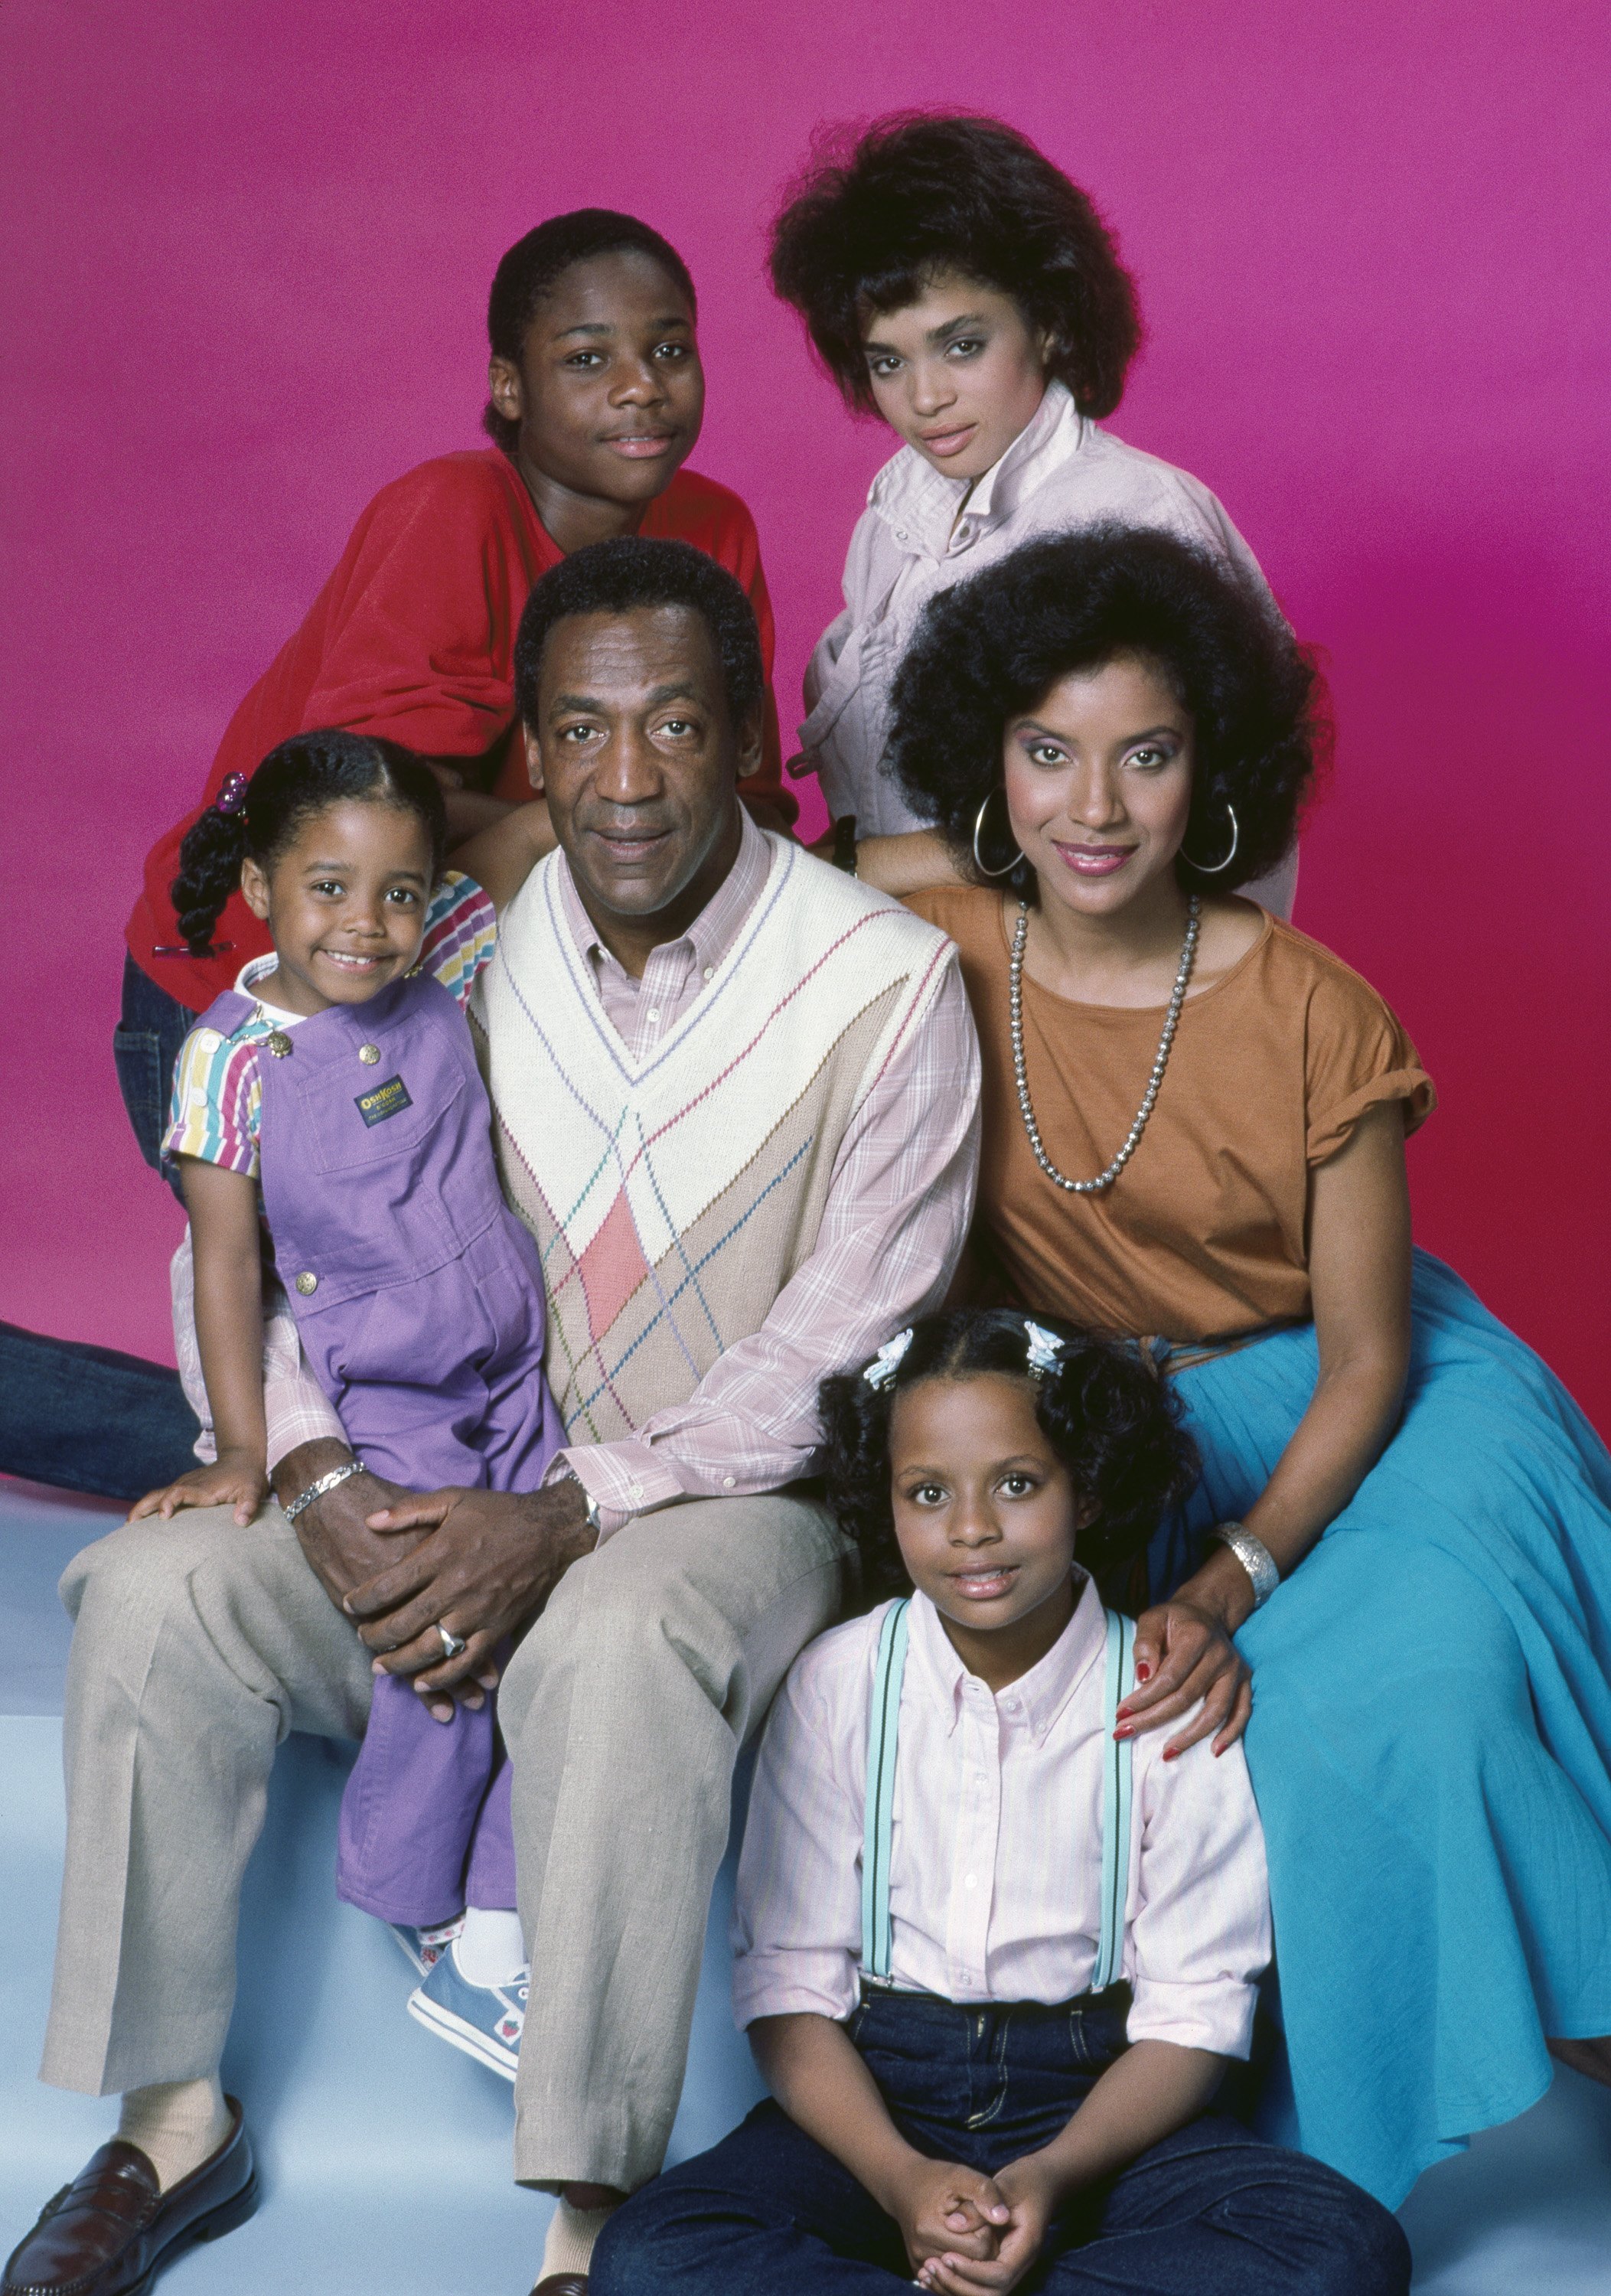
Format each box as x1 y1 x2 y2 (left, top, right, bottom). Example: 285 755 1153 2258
407 1939 527 2079
388 1915 464 1978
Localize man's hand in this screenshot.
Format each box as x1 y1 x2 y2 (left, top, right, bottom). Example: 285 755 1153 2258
341 1480 595 1704
271 1440 422 1610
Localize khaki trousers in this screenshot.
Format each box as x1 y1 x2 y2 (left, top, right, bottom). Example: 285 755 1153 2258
41 1489 843 2190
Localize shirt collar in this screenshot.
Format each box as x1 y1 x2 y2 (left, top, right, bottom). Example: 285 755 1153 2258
905 1568 1109 1744
233 952 308 1029
555 805 774 987
868 380 1085 561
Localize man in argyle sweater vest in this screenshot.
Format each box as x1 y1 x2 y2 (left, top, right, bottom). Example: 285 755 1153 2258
32 540 979 2296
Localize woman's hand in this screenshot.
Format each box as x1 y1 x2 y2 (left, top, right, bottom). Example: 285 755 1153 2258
885 2157 1010 2280
128 1447 268 1530
914 2154 1057 2293
1120 1548 1254 1756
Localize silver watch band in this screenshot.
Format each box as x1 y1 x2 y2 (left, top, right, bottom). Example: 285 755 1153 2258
282 1457 367 1524
560 1468 603 1538
1208 1520 1280 1609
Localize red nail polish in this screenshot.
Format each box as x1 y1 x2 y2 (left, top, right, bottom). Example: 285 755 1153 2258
1163 1746 1179 1761
1113 1724 1133 1740
1135 1662 1152 1683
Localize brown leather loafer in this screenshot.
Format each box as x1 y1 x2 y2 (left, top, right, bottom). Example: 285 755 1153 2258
3 2098 256 2294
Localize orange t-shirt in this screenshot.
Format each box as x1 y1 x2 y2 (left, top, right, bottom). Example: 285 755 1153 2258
906 885 1435 1343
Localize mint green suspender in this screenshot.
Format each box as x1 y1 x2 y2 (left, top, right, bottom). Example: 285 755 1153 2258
859 1600 1137 1992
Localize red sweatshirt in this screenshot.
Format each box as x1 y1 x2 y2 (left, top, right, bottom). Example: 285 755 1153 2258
127 448 793 1009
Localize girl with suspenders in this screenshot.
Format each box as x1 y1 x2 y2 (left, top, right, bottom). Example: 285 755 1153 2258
593 1311 1408 2296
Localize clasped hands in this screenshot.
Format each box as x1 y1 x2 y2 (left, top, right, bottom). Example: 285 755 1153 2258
889 2149 1068 2294
274 1441 593 1722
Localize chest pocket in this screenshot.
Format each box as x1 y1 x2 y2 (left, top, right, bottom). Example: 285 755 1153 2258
260 997 501 1306
302 1007 462 1176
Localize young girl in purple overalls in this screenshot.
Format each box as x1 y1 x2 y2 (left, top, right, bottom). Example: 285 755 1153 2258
132 729 560 2079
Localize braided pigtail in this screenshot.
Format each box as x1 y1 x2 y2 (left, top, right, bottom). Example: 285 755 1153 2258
171 775 251 956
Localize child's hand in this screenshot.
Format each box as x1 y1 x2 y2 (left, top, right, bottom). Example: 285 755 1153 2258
127 1449 269 1529
888 2157 1011 2278
913 2154 1060 2294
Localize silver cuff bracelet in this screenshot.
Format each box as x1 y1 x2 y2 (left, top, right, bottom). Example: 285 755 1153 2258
282 1457 367 1524
1208 1520 1280 1609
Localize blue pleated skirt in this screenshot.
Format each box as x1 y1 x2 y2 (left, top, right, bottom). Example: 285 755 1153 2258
1149 1250 1611 2206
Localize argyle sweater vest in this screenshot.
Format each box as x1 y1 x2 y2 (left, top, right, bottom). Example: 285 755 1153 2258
472 837 956 1446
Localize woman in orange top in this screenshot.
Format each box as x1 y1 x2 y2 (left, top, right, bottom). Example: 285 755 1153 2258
894 526 1611 2211
119 207 792 1169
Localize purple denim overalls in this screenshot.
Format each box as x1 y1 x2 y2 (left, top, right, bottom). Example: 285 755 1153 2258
209 966 563 1923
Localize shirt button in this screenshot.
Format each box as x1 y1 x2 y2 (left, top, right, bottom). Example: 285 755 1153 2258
702 967 713 983
964 1874 977 1890
895 528 908 542
295 1271 318 1295
358 1043 381 1065
266 1031 294 1059
647 1009 660 1022
628 1482 643 1503
722 1476 735 1489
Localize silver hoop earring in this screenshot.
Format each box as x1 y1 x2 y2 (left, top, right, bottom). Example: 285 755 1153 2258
1182 801 1239 876
972 790 1023 880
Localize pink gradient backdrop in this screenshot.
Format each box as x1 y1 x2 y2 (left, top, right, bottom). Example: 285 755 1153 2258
2 2 1608 1423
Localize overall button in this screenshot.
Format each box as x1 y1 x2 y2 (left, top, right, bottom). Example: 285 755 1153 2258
358 1043 381 1065
295 1271 318 1295
266 1030 294 1059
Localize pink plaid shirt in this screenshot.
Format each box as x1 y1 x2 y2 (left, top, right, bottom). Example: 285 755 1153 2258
256 814 980 1532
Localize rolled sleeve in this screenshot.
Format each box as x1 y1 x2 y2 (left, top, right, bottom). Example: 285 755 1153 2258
1127 1727 1271 2062
731 1658 863 2029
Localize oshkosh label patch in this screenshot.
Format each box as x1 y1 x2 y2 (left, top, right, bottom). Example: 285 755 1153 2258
355 1075 413 1127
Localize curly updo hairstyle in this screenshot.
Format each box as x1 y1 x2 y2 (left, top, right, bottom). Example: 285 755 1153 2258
820 1309 1198 1602
514 536 764 733
768 113 1141 419
886 523 1326 899
169 732 447 958
484 209 697 452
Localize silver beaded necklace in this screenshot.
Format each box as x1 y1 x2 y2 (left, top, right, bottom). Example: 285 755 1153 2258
1009 894 1201 1194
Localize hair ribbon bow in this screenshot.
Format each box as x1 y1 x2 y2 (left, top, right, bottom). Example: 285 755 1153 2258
863 1329 914 1390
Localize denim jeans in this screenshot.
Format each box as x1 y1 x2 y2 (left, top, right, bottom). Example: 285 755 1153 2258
593 1988 1410 2296
0 957 202 1499
113 948 194 1193
0 1321 201 1501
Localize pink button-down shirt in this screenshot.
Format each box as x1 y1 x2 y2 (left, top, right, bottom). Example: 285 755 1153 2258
732 1576 1271 2059
252 812 981 1532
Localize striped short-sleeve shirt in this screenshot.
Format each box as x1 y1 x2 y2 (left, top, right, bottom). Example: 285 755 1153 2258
163 871 496 1181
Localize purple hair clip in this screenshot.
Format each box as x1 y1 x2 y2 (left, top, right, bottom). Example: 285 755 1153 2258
215 771 248 816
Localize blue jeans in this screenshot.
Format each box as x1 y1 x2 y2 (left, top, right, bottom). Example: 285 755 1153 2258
0 957 201 1499
113 948 194 1193
593 1989 1409 2296
0 1320 201 1500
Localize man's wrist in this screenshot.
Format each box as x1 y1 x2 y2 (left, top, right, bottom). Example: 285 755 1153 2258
270 1439 354 1510
556 1466 603 1539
